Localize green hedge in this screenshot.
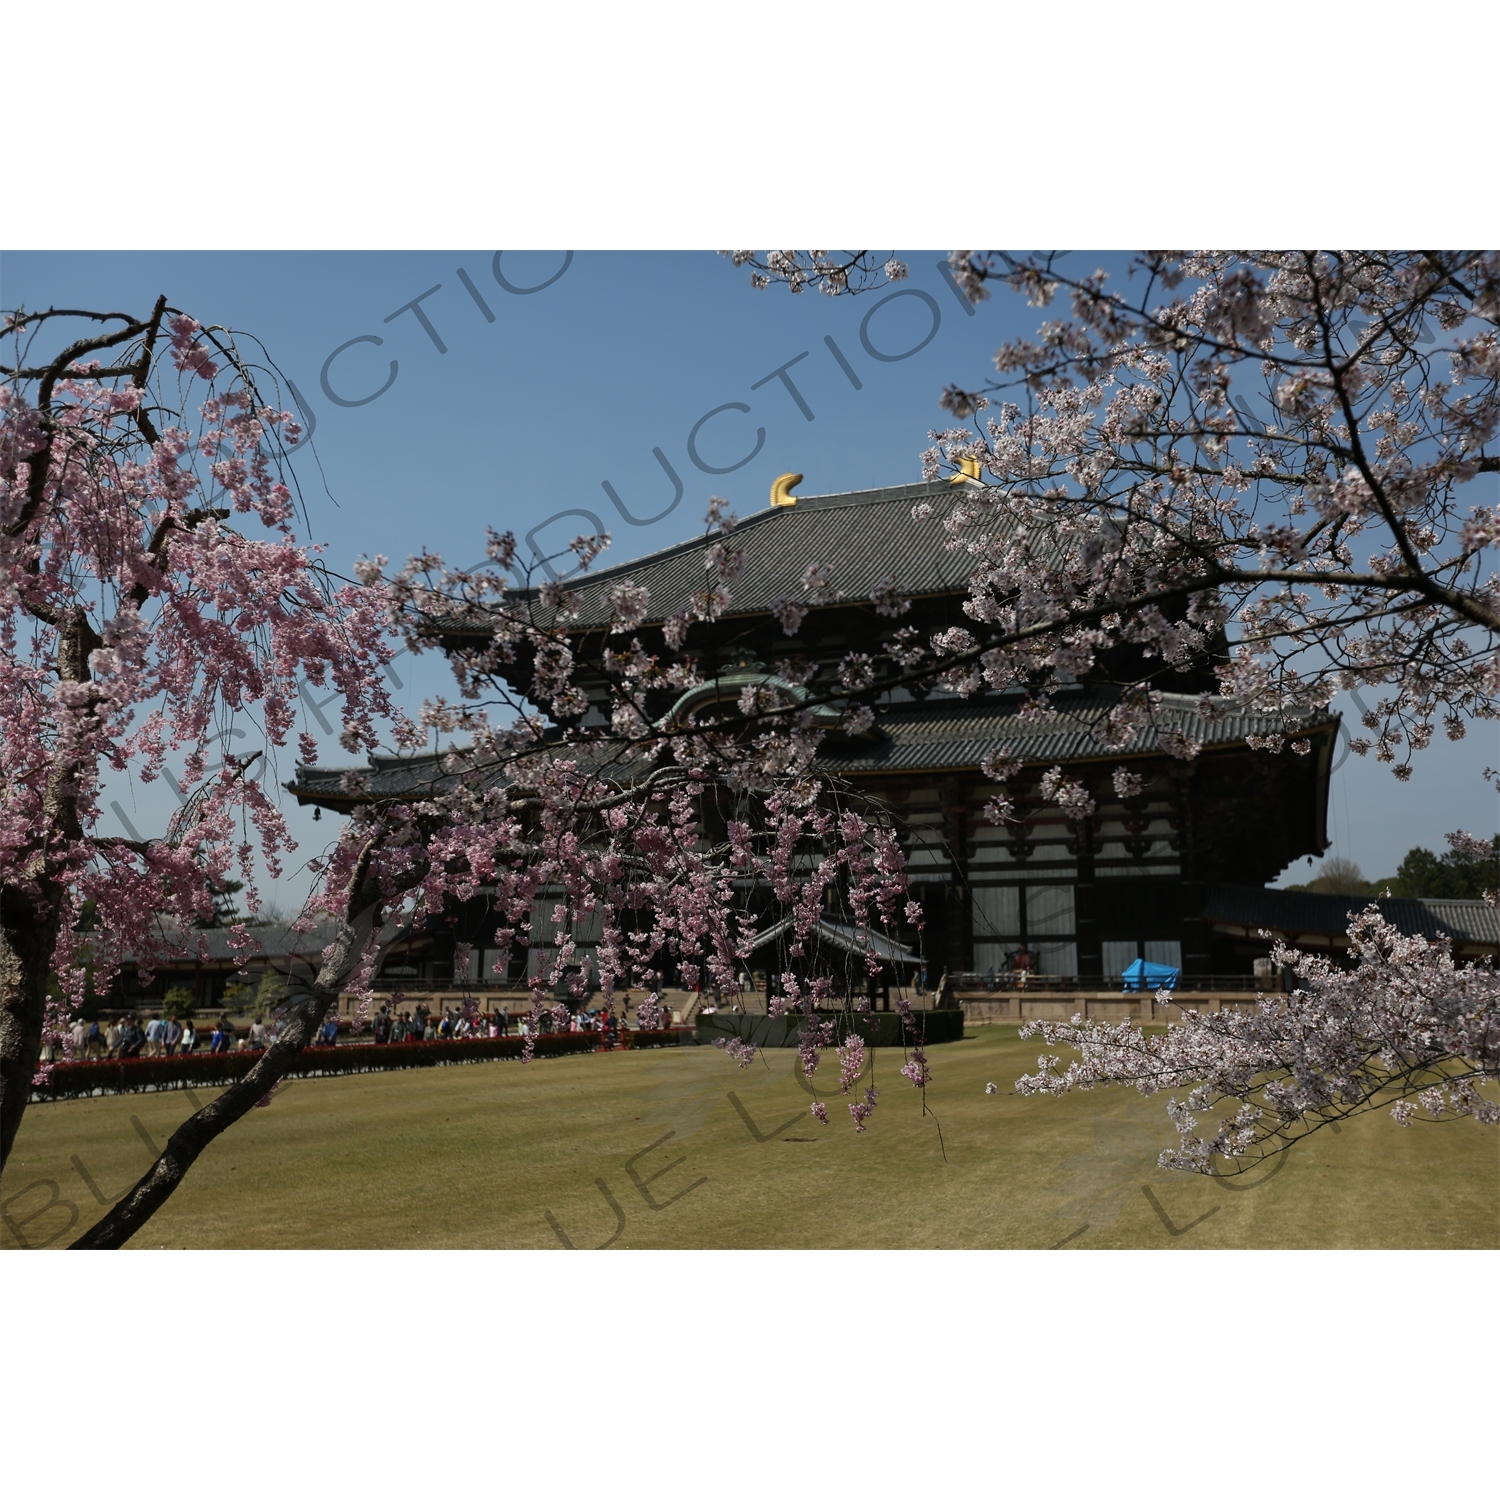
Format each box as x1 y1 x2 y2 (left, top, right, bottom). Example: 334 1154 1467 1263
28 1031 669 1102
623 1028 683 1050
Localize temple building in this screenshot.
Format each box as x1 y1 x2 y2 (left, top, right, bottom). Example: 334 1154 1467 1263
293 474 1457 998
492 475 1340 984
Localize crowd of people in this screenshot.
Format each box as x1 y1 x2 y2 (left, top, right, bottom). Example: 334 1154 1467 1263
370 1004 504 1044
41 997 676 1064
368 1003 643 1045
43 1014 261 1061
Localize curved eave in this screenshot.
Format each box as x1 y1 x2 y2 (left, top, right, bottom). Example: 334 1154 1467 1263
1311 725 1335 855
284 782 368 815
282 778 448 816
423 588 975 656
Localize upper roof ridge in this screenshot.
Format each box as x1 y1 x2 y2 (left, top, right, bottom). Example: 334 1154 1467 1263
784 478 952 511
513 478 954 595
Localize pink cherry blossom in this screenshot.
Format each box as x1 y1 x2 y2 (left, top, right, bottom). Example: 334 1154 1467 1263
1 300 401 1168
1018 906 1499 1173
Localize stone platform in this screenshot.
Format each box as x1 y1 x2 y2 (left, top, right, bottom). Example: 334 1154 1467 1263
695 1008 965 1049
957 989 1266 1025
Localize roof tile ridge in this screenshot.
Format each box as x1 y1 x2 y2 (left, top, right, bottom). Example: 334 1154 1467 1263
366 748 452 768
516 508 788 595
792 478 952 505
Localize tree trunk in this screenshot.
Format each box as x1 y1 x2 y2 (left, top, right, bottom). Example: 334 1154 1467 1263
70 902 382 1249
0 889 59 1171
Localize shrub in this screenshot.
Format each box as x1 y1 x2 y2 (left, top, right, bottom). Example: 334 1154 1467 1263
221 981 255 1013
253 971 288 1021
162 985 197 1022
623 1028 683 1050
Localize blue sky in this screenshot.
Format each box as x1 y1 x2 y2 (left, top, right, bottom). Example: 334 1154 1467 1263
1 251 1014 571
2 249 1494 903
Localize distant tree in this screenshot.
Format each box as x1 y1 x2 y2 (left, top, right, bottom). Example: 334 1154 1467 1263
221 980 255 1014
1287 856 1370 896
194 877 246 929
1388 837 1500 899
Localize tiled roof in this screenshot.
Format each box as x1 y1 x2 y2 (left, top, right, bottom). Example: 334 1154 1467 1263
823 689 1337 774
1204 884 1500 948
748 914 921 965
288 739 654 808
518 480 979 630
290 688 1335 809
119 919 345 966
291 752 487 807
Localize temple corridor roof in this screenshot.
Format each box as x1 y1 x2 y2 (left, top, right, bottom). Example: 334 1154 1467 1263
1204 884 1500 951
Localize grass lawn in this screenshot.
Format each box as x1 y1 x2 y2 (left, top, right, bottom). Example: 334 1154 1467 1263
3 1027 1496 1249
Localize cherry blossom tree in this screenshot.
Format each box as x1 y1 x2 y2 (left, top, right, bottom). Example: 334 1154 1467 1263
1016 878 1500 1172
0 299 921 1246
0 299 400 1183
733 250 1500 1169
734 251 1499 760
724 251 909 295
0 289 923 1249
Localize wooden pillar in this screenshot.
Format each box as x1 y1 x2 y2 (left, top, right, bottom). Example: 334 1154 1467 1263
1073 808 1102 982
942 778 972 975
1174 765 1211 979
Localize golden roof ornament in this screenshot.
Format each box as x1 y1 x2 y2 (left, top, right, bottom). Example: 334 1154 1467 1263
770 472 802 507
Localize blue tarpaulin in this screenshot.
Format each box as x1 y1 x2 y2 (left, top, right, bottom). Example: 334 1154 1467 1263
1121 958 1180 992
